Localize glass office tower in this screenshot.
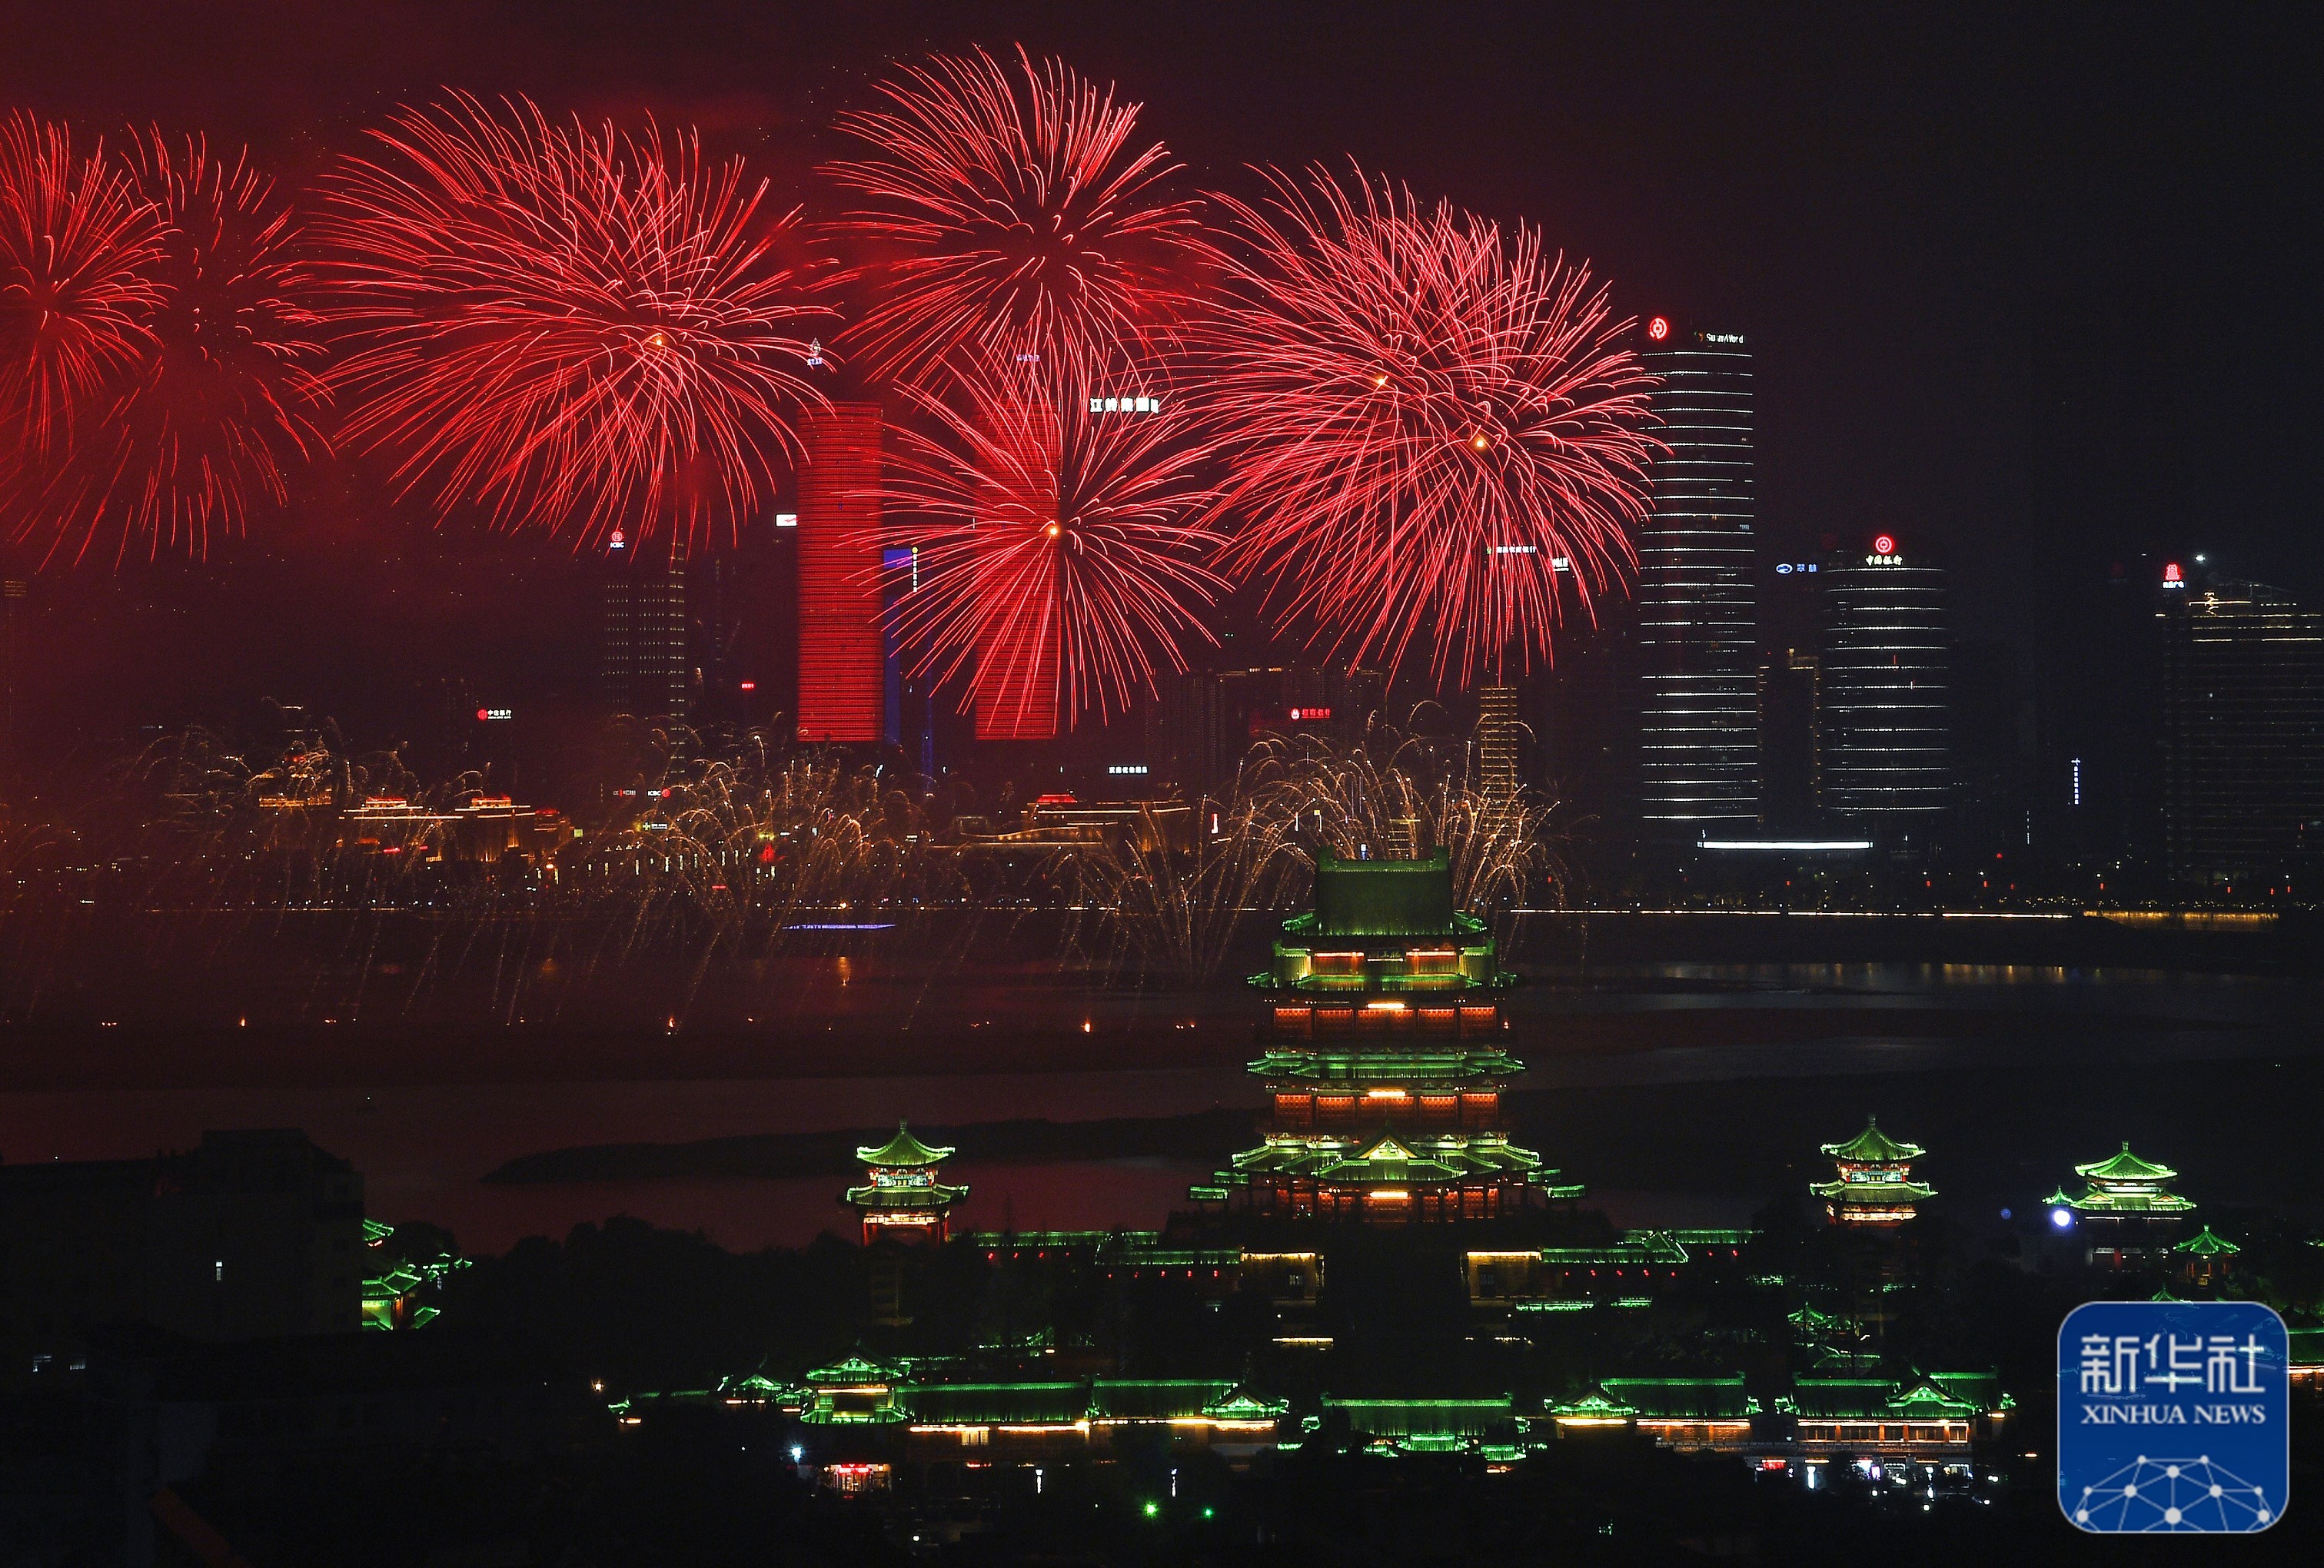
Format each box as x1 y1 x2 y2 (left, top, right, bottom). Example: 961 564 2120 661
1636 323 1759 837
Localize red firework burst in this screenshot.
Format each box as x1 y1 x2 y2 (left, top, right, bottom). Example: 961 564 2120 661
1197 168 1657 686
874 368 1225 734
50 131 334 563
826 46 1209 389
317 94 829 545
0 114 163 508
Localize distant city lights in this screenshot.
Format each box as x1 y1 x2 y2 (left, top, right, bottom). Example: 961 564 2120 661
1107 764 1149 776
1699 839 1873 852
1089 394 1163 414
2050 1207 2074 1229
775 512 798 527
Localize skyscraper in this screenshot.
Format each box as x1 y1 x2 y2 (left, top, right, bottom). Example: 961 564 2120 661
795 402 886 744
1476 684 1520 796
1822 533 1950 824
1634 321 1757 837
2159 571 2324 890
600 534 690 724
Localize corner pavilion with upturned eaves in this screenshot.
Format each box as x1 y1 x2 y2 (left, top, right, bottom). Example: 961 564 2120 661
1810 1118 1935 1226
1197 852 1581 1224
2051 1141 2196 1267
843 1124 969 1246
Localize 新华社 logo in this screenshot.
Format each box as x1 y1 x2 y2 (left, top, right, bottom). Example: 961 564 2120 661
2057 1300 2288 1533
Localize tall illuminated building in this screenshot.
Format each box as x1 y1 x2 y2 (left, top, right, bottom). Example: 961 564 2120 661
1634 320 1758 837
1822 532 1950 822
2159 570 2324 890
795 402 886 744
600 533 690 723
1476 685 1519 796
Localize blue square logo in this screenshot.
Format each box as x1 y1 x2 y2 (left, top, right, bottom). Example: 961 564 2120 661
2058 1301 2288 1532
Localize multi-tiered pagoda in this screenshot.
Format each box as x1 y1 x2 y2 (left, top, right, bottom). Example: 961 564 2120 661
2052 1142 2194 1267
1810 1118 1935 1226
1195 852 1578 1224
843 1123 968 1246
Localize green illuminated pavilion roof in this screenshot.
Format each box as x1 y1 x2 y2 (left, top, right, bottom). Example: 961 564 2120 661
1598 1377 1753 1420
2062 1143 2194 1213
1810 1175 1936 1204
1322 1395 1513 1437
845 1178 969 1211
805 1354 902 1386
857 1121 953 1168
2173 1225 2239 1257
1252 1045 1524 1084
1820 1117 1924 1164
1312 1133 1465 1184
1549 1387 1638 1420
1204 1389 1290 1420
1785 1377 1984 1420
1309 852 1459 938
1228 1129 1553 1188
2074 1142 2177 1184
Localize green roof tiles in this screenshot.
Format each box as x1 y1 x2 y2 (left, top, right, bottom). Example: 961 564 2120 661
805 1354 903 1386
844 1178 970 1210
1809 1177 1936 1204
856 1121 953 1168
1820 1117 1925 1164
2075 1141 2177 1184
1312 852 1457 937
1787 1376 1986 1420
1322 1396 1513 1437
1089 1379 1236 1420
2173 1225 2239 1256
1252 1047 1524 1083
1549 1387 1640 1420
901 1382 1089 1426
1598 1377 1753 1420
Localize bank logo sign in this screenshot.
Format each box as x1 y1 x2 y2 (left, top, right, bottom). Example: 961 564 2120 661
2058 1301 2288 1532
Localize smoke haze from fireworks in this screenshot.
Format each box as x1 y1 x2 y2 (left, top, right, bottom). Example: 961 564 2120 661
316 93 830 547
1196 167 1657 686
826 46 1210 390
872 369 1227 732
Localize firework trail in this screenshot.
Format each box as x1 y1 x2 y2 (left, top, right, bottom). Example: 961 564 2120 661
317 94 830 546
1195 167 1656 686
44 131 334 563
826 45 1210 388
0 114 164 543
873 367 1227 733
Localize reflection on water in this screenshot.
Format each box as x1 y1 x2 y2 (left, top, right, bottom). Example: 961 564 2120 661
2 965 2316 1252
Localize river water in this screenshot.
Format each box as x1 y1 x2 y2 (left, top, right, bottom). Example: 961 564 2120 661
2 962 2315 1251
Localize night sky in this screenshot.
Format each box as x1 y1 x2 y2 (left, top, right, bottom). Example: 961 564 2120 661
2 2 2314 766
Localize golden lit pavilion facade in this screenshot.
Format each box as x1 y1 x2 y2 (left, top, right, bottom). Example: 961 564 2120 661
1198 853 1579 1224
843 1124 968 1246
1810 1118 1935 1226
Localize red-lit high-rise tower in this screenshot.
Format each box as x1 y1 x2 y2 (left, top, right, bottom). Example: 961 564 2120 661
795 403 886 743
